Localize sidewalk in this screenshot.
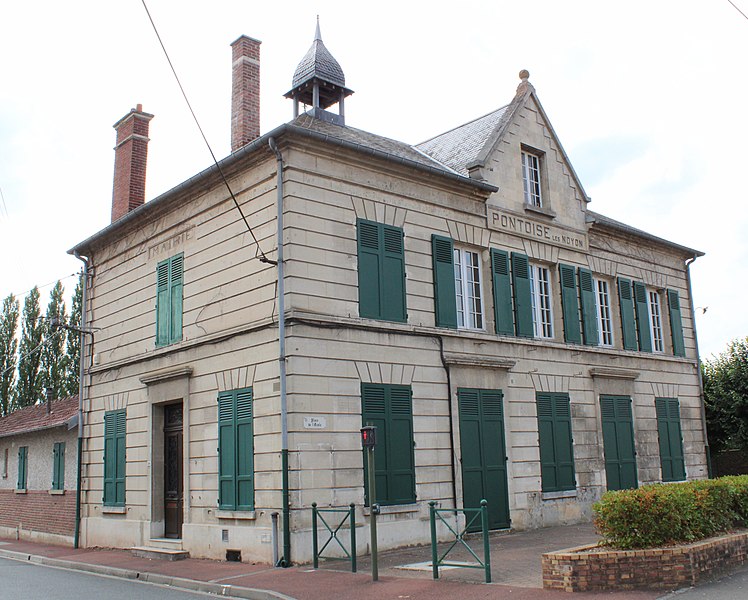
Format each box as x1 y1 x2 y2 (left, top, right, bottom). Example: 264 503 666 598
0 524 661 600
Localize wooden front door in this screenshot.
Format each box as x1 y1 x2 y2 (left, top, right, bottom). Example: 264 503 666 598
164 403 183 539
458 388 510 531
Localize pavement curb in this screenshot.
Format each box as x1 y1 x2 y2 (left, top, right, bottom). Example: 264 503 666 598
0 548 296 600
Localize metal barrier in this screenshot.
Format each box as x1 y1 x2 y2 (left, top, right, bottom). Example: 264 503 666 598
311 502 357 572
429 499 491 583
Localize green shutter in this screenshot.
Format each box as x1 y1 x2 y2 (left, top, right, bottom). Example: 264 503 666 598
361 383 415 506
578 268 598 346
169 254 184 344
632 281 652 352
52 442 65 490
358 220 406 322
218 388 254 511
104 410 126 506
617 278 637 350
537 393 576 492
667 289 686 357
559 264 581 344
382 225 407 322
17 446 27 490
156 259 170 346
491 249 514 335
218 392 237 510
656 398 686 482
431 235 457 328
511 252 533 337
600 396 638 491
235 389 254 510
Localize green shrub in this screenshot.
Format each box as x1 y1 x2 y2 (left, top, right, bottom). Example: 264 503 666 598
592 475 748 549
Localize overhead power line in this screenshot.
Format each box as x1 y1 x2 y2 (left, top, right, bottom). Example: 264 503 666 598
140 0 275 265
727 0 748 21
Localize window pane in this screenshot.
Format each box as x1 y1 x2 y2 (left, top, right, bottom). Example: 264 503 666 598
530 265 553 338
454 249 465 328
522 152 542 207
454 248 483 330
596 279 613 346
649 291 664 352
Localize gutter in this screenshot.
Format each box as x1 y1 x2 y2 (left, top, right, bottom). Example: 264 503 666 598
72 251 90 549
685 255 712 478
268 137 291 566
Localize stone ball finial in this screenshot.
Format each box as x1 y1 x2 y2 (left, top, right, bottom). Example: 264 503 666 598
519 69 530 82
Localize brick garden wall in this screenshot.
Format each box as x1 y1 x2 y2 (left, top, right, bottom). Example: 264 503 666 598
0 489 76 539
542 531 748 592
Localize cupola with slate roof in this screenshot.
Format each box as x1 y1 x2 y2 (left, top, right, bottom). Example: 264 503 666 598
284 18 353 125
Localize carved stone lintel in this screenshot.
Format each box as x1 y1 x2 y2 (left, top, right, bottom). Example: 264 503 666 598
589 367 639 380
140 366 193 386
442 352 515 370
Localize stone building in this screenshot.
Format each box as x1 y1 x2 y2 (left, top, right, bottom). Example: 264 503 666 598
69 26 707 563
0 396 79 544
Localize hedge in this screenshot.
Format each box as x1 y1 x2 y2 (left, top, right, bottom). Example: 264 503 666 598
593 475 748 549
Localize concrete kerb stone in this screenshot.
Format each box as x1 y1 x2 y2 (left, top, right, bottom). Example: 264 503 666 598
0 548 296 600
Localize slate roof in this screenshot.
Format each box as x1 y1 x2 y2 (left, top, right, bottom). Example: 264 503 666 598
415 106 510 176
291 22 346 89
0 396 78 439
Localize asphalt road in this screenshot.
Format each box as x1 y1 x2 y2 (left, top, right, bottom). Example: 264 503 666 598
0 557 226 600
658 564 748 599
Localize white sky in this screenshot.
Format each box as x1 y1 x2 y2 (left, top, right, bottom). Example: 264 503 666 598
1 1 746 359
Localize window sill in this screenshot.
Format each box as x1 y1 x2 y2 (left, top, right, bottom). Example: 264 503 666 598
524 203 556 219
14 488 27 495
49 489 65 496
542 490 577 500
102 505 127 514
216 510 256 520
363 502 419 516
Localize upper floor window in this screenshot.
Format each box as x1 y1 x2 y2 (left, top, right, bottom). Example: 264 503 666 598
156 254 184 347
649 291 664 353
357 220 406 323
530 264 553 338
596 279 614 347
454 247 484 329
522 151 543 208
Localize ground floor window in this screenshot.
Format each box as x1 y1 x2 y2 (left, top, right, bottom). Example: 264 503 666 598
218 388 254 511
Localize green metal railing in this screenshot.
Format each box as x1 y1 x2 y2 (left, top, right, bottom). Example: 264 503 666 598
429 500 491 583
311 502 357 573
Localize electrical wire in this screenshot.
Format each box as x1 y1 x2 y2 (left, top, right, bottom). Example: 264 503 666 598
10 272 80 301
140 0 274 264
727 0 748 21
0 187 9 220
0 327 63 379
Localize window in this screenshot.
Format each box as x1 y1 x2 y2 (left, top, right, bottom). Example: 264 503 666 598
17 446 28 490
521 151 542 207
103 409 126 506
595 279 614 346
530 264 553 338
454 247 484 329
649 291 664 353
52 442 65 490
361 383 415 506
218 388 254 511
156 254 184 346
536 393 576 492
656 398 686 482
357 220 406 322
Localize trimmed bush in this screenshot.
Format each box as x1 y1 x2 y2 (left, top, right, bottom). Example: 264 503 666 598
593 475 748 549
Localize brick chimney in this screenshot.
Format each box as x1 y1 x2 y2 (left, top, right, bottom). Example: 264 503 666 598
231 35 261 152
111 104 154 223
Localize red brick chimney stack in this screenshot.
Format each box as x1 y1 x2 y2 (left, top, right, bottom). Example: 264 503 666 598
231 35 261 152
111 104 154 223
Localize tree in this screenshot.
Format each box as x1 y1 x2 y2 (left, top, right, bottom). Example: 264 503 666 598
40 281 68 400
702 337 748 455
0 294 19 416
64 273 83 396
15 286 44 409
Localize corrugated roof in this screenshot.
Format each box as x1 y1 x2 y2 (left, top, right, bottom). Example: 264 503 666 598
415 106 510 176
0 396 78 439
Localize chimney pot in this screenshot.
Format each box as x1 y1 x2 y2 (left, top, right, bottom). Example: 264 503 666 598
111 104 154 222
231 35 261 152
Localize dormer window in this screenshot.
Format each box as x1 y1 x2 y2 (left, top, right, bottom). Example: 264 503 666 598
521 150 543 208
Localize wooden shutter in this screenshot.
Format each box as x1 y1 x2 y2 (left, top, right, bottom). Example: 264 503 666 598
169 254 184 344
491 249 514 335
667 289 686 357
617 278 637 350
578 268 598 346
218 391 237 510
358 220 406 322
656 398 686 482
156 259 170 346
104 410 126 505
361 383 415 506
382 225 407 322
632 281 652 352
537 393 576 492
17 447 27 490
235 389 254 510
431 235 457 328
114 411 126 505
52 442 65 490
511 252 533 337
600 396 638 490
559 264 581 344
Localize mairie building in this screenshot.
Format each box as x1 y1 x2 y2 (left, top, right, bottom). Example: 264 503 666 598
69 25 708 563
